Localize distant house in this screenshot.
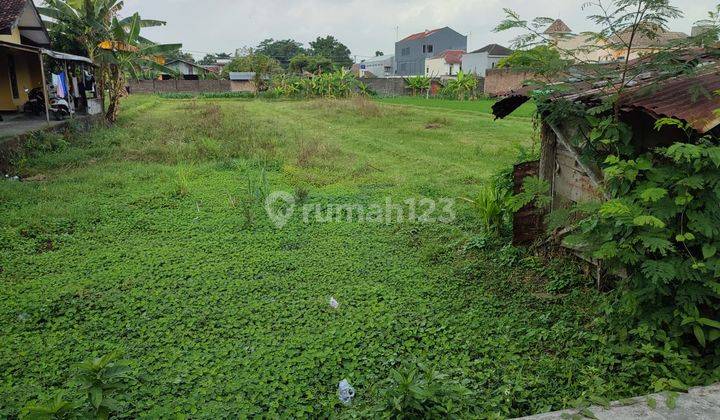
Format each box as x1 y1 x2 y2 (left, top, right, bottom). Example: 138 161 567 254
425 50 464 77
395 27 467 76
546 18 689 63
229 72 268 92
164 59 209 80
462 44 513 77
359 54 394 78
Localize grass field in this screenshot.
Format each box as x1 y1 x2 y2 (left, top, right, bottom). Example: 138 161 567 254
0 96 699 418
378 97 536 119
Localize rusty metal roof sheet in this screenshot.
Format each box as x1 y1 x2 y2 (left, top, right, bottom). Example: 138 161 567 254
622 71 720 133
492 59 720 133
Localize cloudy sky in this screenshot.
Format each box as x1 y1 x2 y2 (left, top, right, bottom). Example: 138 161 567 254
122 0 718 60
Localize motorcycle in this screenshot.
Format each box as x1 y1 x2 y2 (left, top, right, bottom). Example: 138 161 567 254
23 87 71 121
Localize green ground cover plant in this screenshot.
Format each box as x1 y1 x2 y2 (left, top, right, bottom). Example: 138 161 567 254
0 95 712 418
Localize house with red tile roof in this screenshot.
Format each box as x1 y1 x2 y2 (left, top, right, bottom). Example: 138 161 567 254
425 49 465 77
395 26 466 76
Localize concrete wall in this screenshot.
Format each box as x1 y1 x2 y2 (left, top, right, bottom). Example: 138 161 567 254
395 28 467 76
424 57 464 77
463 52 507 77
484 68 534 97
127 79 231 94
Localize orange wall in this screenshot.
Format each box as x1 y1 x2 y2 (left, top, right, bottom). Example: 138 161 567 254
0 49 44 111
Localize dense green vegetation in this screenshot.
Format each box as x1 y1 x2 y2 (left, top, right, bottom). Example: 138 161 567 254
0 96 710 418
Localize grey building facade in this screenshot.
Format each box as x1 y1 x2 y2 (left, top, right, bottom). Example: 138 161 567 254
394 27 467 76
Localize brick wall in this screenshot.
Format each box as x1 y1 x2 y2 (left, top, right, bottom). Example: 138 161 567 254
484 69 534 97
359 78 408 97
127 80 231 94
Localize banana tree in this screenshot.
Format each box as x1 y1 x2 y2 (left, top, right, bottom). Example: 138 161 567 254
443 71 478 101
97 13 180 122
403 76 431 96
40 0 171 122
39 0 166 62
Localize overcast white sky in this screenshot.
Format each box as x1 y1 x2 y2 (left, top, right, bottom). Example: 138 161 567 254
122 0 719 60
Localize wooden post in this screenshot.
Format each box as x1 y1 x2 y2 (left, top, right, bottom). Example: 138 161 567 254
37 51 50 124
547 121 608 198
63 60 73 117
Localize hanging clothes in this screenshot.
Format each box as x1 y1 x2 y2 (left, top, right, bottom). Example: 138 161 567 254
51 73 62 94
72 76 80 98
52 72 69 98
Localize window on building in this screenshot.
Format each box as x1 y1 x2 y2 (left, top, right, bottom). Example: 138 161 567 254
427 45 434 53
7 55 19 99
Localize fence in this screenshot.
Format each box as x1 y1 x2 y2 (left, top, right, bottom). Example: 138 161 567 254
359 78 408 96
484 69 534 97
127 79 232 94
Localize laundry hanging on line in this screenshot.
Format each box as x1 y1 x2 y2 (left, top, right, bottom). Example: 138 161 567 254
51 72 69 98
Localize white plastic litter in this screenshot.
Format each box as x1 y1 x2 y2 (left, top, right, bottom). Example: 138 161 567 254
329 297 339 309
338 379 355 405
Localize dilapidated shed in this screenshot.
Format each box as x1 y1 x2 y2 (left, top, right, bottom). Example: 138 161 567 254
492 53 720 245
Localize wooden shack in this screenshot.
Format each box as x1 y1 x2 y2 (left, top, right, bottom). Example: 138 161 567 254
492 58 720 245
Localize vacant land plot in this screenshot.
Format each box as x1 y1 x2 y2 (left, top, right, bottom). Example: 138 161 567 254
378 97 537 118
0 96 696 418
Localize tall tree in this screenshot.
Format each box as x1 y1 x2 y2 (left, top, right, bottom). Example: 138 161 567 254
289 53 333 74
198 53 231 65
255 38 305 68
309 35 353 69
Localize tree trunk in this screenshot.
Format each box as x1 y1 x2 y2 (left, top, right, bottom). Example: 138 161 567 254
104 65 124 123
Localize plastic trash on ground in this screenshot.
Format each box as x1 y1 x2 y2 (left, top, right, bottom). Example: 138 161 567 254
338 379 355 405
329 297 339 309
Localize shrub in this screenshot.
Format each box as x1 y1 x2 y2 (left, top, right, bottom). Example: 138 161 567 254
368 363 473 418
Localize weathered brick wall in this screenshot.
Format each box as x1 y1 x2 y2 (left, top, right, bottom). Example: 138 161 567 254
359 78 408 97
484 69 534 97
127 80 232 94
128 80 155 93
360 77 484 97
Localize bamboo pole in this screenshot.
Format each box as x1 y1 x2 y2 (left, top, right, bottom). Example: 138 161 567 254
63 60 73 117
37 52 50 124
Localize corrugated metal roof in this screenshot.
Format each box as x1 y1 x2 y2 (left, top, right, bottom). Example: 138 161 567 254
623 71 720 133
41 48 94 65
229 72 255 80
229 72 269 81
